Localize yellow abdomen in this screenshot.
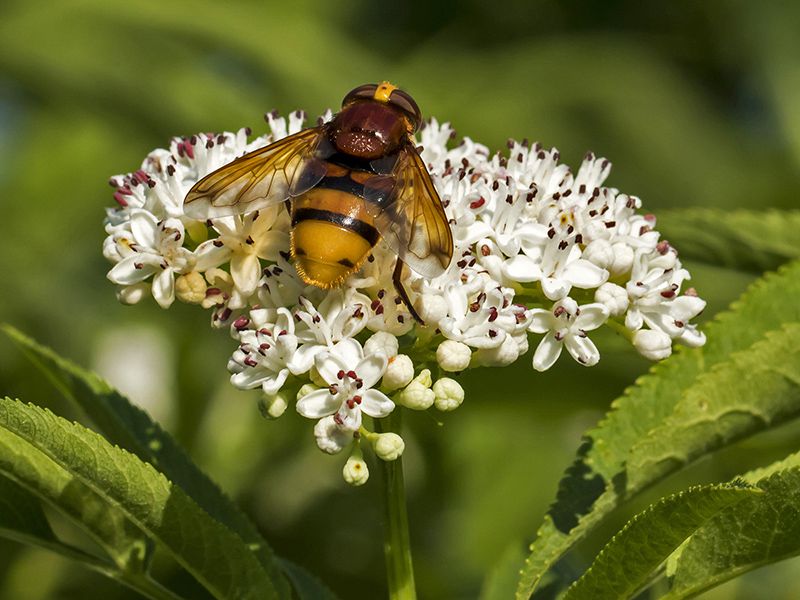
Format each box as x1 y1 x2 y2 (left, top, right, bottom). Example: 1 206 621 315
290 187 379 289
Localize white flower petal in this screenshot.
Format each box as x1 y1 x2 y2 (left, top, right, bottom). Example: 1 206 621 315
152 268 175 308
528 309 554 334
314 352 349 386
541 276 571 301
574 303 609 331
230 252 261 297
532 332 562 372
503 255 543 282
261 368 289 395
356 353 388 389
562 259 608 289
107 256 157 285
129 209 158 248
360 389 395 418
296 389 340 419
564 333 600 366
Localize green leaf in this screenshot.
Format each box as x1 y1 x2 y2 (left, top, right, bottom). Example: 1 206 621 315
516 260 800 599
2 324 289 593
0 473 56 543
0 397 282 600
479 542 526 600
278 558 340 600
663 455 800 599
627 322 800 488
0 433 150 574
563 483 759 600
657 209 800 272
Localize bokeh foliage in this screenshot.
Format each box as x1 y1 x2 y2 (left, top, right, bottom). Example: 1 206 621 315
0 1 799 598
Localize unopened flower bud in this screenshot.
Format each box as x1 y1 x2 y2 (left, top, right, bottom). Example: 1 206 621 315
186 219 209 244
417 294 448 325
382 354 414 391
609 242 635 277
309 365 326 387
433 378 465 411
473 335 519 367
372 432 405 461
632 328 672 360
364 331 399 359
117 283 148 305
595 282 629 317
296 383 318 401
175 272 207 304
583 239 614 269
436 340 472 372
258 392 288 419
342 448 369 486
396 369 435 410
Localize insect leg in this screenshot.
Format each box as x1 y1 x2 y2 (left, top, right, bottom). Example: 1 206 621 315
392 259 424 325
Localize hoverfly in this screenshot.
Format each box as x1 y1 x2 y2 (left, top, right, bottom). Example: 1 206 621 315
183 82 453 324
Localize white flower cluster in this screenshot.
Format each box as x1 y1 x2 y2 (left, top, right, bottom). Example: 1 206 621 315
103 110 706 484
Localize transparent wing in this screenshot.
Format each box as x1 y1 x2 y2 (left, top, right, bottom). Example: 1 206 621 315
363 143 453 278
183 127 326 220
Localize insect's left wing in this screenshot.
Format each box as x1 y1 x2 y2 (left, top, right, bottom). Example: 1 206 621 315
183 127 327 220
363 143 453 278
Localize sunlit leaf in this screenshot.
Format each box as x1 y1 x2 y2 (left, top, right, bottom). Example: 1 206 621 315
516 260 800 598
0 397 284 599
663 454 800 599
2 324 292 594
564 483 758 600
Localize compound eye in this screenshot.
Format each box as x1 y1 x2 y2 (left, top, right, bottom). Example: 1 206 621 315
342 84 378 107
389 89 422 133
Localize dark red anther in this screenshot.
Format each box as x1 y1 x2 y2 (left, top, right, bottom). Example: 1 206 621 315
488 329 497 338
481 244 491 256
660 289 676 299
219 308 232 321
244 356 258 367
213 240 224 247
469 301 480 313
371 299 382 311
233 316 250 330
470 197 486 210
656 240 670 255
353 395 362 404
260 343 271 351
337 370 345 380
488 307 498 322
377 289 386 299
554 306 567 318
333 413 343 425
347 370 357 380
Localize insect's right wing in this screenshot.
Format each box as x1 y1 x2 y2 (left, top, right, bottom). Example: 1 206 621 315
362 143 453 278
183 126 329 220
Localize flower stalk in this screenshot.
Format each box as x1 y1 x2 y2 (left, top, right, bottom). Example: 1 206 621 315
375 412 416 600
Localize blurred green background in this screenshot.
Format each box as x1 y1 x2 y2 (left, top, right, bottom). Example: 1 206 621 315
1 1 799 598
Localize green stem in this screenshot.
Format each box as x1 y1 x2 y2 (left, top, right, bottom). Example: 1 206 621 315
375 412 416 600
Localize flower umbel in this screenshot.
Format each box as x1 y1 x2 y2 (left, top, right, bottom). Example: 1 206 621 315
103 110 707 482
